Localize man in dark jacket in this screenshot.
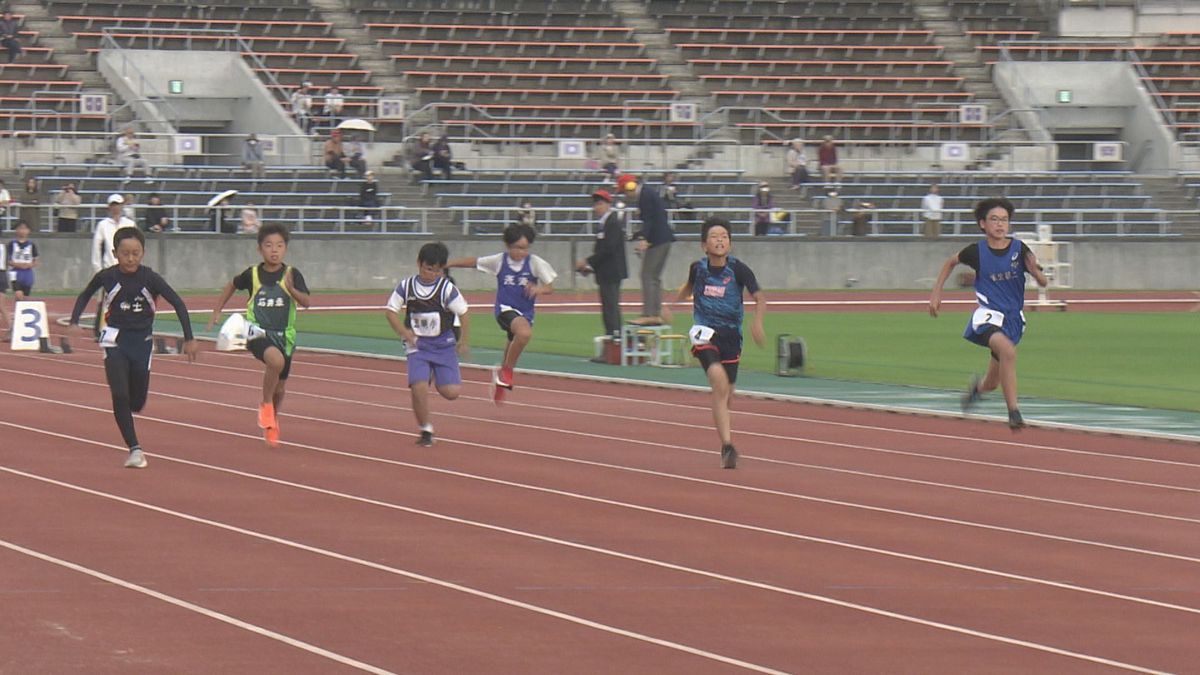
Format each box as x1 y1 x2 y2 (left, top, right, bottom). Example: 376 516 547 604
0 12 22 63
619 174 675 324
576 189 627 340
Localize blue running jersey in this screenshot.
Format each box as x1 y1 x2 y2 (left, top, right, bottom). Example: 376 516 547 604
494 252 537 320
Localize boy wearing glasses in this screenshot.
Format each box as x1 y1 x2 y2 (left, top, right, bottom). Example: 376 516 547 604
928 197 1047 430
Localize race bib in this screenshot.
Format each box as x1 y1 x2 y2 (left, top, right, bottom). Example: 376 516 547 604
99 326 120 348
410 311 443 337
971 307 1005 331
688 324 715 347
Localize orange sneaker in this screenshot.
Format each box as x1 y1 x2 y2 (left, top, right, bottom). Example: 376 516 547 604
257 402 276 430
264 425 280 448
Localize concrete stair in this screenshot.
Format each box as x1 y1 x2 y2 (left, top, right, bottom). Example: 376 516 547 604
10 1 108 90
1136 175 1200 235
609 0 711 104
305 0 407 98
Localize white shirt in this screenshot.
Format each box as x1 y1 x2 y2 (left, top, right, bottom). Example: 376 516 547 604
475 252 558 286
921 192 944 220
91 215 137 271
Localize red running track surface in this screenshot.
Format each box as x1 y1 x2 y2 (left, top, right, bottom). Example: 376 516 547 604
1 342 1198 673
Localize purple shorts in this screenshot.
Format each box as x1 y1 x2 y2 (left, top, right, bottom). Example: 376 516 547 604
406 343 462 387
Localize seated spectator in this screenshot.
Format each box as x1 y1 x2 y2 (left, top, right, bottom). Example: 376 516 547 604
290 82 313 133
240 202 260 234
54 182 80 233
752 181 773 236
821 189 844 237
347 136 368 178
517 201 536 230
242 134 265 180
324 130 349 179
600 133 619 178
143 193 170 232
849 200 875 237
0 11 22 64
818 135 843 187
432 135 453 180
116 128 152 183
359 171 380 227
322 86 344 128
408 132 433 183
787 138 809 189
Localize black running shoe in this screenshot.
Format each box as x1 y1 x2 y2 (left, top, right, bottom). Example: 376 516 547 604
1008 409 1026 430
415 431 434 447
961 374 983 412
720 443 738 469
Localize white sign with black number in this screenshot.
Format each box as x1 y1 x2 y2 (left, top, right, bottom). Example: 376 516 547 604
970 306 1005 332
11 301 50 351
688 324 715 346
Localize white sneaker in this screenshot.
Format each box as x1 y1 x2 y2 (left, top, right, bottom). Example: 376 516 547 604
124 447 147 469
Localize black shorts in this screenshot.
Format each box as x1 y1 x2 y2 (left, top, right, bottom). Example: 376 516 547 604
692 327 742 385
495 309 528 341
0 273 7 293
248 336 293 380
11 280 31 296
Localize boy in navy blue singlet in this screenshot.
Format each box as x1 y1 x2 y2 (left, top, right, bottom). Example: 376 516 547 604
672 217 766 469
929 197 1048 430
6 221 38 300
386 242 471 447
447 223 556 404
66 227 198 469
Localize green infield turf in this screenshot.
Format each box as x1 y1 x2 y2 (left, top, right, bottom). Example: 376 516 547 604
291 310 1198 412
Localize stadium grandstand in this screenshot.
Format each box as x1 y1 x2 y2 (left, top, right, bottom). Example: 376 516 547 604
0 0 1198 243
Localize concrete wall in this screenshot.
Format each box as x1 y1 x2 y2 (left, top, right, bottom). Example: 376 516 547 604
25 235 1200 293
1059 3 1200 36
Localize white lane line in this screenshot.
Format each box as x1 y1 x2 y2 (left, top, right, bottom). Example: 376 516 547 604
0 430 1174 675
5 373 1200 567
7 361 1198 527
0 466 785 675
0 539 395 675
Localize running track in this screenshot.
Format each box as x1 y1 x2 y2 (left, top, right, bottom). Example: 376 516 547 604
2 340 1199 673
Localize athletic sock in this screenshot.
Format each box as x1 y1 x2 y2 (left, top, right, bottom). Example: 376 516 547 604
420 423 434 434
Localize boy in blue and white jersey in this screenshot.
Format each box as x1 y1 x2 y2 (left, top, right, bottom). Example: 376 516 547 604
386 242 471 447
929 197 1048 430
672 217 766 469
6 221 38 300
447 222 556 404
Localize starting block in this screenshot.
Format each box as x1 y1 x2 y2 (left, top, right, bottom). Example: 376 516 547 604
154 336 183 355
776 334 807 377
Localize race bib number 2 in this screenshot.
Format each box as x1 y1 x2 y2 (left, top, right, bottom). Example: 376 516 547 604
971 307 1005 331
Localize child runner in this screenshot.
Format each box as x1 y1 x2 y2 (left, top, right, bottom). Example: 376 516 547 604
672 217 766 469
6 221 38 300
447 222 556 403
206 223 311 447
66 227 198 468
385 242 470 446
929 196 1048 430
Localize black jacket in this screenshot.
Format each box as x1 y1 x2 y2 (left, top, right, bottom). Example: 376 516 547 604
587 210 627 283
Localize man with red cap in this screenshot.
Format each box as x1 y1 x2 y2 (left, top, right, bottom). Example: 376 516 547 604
576 189 627 345
618 174 675 325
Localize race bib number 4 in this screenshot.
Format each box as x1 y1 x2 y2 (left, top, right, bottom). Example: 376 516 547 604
410 311 443 337
971 307 1005 331
688 324 715 347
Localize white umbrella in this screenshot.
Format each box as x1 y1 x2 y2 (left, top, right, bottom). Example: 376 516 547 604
336 118 376 132
207 189 238 208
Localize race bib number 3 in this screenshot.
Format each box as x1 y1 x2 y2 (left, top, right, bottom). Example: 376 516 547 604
688 324 715 347
410 312 443 337
971 307 1005 331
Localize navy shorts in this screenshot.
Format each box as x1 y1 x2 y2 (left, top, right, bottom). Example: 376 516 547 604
103 330 153 372
691 326 742 384
963 311 1025 350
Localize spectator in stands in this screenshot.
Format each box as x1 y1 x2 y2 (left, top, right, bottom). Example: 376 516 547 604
787 138 809 189
19 177 41 233
359 171 380 227
408 132 434 183
242 133 266 180
516 201 536 231
323 130 349 179
822 190 844 237
0 179 9 230
0 11 22 64
121 193 136 223
621 173 676 325
752 181 773 237
143 193 170 233
600 133 620 178
432 135 453 180
922 183 944 238
576 189 627 344
350 136 369 178
849 199 875 237
54 183 80 233
290 82 314 134
116 128 152 183
818 135 843 188
322 86 345 128
92 193 137 273
240 202 260 234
